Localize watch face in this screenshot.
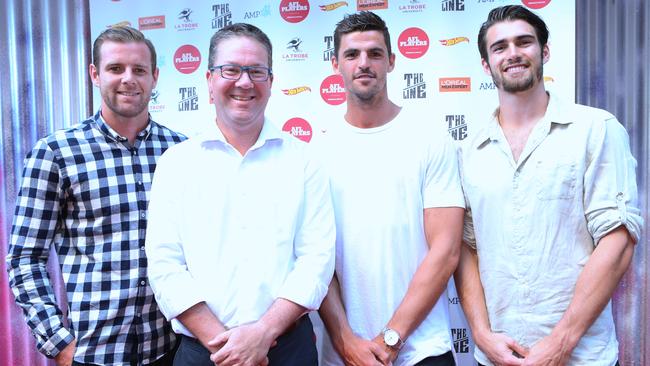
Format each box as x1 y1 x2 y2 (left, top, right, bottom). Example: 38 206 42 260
384 329 399 346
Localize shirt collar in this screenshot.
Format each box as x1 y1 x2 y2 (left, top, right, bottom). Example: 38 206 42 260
201 118 284 149
93 110 153 142
474 91 574 149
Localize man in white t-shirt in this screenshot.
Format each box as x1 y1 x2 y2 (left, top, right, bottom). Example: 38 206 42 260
317 11 465 366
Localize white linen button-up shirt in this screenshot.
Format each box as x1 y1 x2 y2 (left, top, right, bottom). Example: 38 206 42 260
461 93 643 366
145 120 335 336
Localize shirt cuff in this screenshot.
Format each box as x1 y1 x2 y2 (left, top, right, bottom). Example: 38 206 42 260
37 326 74 358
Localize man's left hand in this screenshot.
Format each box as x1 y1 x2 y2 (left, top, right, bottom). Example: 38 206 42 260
522 334 572 366
208 322 274 366
371 334 399 365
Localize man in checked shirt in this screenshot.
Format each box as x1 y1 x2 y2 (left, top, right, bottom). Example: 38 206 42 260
7 27 184 366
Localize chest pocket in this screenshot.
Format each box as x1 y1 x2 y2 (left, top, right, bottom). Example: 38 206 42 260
535 159 577 200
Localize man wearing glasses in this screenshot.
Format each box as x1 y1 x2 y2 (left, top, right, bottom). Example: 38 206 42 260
144 23 335 366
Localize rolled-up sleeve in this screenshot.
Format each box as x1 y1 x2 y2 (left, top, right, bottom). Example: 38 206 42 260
276 152 335 310
584 116 643 244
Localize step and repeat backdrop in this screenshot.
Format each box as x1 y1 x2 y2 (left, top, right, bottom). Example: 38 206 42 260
90 0 574 364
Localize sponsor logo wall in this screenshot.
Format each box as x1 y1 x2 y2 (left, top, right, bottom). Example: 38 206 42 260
90 1 574 364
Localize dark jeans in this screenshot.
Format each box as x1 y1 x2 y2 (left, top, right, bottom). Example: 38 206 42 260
72 347 175 366
415 351 455 366
173 315 317 366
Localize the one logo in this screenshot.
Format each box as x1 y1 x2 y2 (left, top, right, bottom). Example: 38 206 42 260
439 77 471 92
403 73 426 99
176 8 199 31
522 0 551 9
149 90 165 112
320 74 346 105
178 87 199 111
212 3 233 29
399 0 427 13
323 35 335 61
356 0 388 10
174 45 201 74
479 81 496 91
282 117 313 142
138 16 165 31
107 20 131 28
451 328 470 353
446 114 467 141
280 0 310 23
441 0 465 11
320 1 348 11
439 37 469 46
244 3 272 19
398 28 430 59
282 86 312 95
283 38 309 62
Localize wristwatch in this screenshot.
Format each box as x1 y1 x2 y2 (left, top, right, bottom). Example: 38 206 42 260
381 328 405 350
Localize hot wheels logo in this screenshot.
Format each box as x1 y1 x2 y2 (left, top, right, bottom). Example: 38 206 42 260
282 86 312 95
319 1 348 11
439 37 469 46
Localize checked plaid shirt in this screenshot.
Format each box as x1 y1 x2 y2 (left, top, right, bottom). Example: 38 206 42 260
7 111 185 365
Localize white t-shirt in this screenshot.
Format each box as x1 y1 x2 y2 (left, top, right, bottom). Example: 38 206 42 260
316 109 465 366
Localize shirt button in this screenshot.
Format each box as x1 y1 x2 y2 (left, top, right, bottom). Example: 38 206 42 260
140 280 146 286
514 172 520 178
140 212 146 218
137 181 143 185
140 246 145 251
616 192 624 201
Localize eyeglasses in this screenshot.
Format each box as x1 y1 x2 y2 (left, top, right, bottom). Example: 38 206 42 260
209 64 272 82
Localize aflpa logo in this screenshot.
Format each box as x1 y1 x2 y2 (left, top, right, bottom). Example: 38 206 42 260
282 117 313 143
398 27 429 59
320 74 346 105
280 0 310 23
173 45 201 74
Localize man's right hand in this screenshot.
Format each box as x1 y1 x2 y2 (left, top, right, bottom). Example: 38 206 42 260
54 339 76 366
338 333 390 366
477 331 528 366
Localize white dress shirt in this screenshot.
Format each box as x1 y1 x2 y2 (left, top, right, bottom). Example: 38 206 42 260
461 93 643 365
145 120 335 336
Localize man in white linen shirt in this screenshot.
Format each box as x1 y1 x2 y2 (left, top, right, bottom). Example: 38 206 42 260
454 5 643 366
145 23 335 366
317 11 465 366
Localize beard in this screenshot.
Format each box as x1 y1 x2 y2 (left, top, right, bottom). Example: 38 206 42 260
490 57 543 93
102 90 150 118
